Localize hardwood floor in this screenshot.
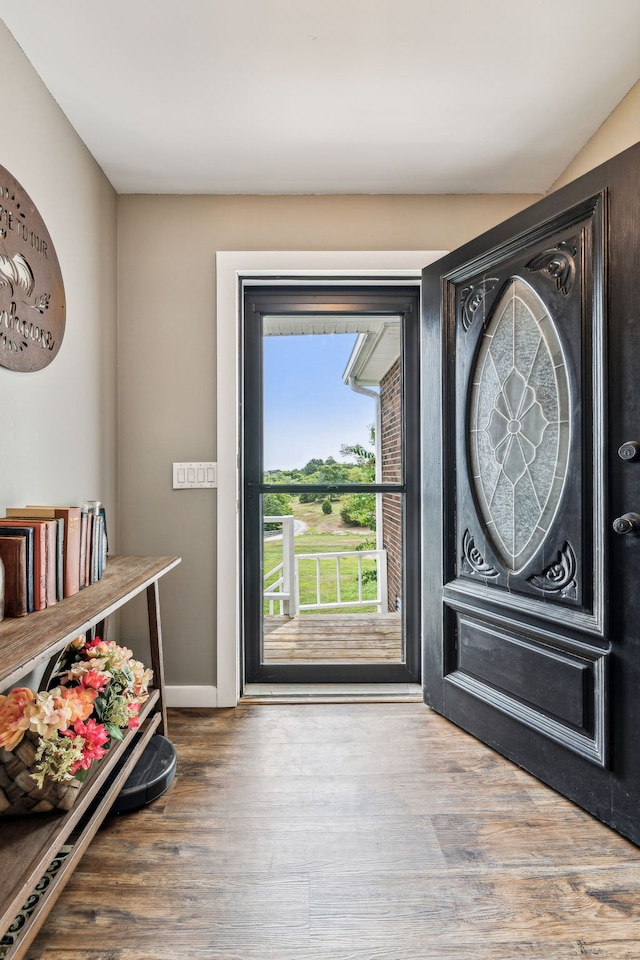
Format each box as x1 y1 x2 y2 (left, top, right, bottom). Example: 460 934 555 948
263 613 403 662
25 703 640 959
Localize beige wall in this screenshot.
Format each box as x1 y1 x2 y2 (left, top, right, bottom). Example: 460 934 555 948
551 80 640 190
117 192 540 689
0 29 118 574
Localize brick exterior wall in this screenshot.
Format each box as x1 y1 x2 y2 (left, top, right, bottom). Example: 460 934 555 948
380 358 403 612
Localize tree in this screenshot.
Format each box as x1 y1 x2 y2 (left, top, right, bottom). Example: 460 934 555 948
263 492 293 531
263 468 302 484
340 425 376 528
302 458 324 475
322 498 332 515
316 462 351 484
340 424 376 472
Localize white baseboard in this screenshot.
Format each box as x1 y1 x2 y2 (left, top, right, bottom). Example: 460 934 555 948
165 685 218 708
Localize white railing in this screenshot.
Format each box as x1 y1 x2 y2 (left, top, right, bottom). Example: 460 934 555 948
263 515 388 616
296 549 388 613
263 515 297 616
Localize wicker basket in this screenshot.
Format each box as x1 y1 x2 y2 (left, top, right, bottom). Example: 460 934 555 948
0 731 82 816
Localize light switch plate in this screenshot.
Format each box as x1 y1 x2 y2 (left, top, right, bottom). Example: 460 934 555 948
173 461 217 489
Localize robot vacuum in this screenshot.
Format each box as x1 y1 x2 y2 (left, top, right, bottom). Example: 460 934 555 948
112 734 177 814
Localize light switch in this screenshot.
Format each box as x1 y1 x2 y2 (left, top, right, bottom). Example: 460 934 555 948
173 462 217 489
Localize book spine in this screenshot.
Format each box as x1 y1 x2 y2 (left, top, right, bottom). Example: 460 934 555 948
0 528 33 613
33 523 46 611
57 508 81 598
0 536 28 617
96 514 104 579
99 506 108 564
45 519 57 606
85 514 93 586
79 511 87 590
55 517 64 602
91 514 104 582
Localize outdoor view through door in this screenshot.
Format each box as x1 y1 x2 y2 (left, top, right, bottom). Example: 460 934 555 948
242 286 420 684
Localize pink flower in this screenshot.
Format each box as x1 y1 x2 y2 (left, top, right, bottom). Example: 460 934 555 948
62 659 111 685
80 669 109 692
62 718 110 774
127 702 141 730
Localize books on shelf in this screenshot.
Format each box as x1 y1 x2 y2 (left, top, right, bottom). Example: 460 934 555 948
0 519 48 611
11 506 82 597
0 503 107 618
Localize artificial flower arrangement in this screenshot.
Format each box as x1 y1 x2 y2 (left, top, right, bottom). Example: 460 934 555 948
0 635 153 815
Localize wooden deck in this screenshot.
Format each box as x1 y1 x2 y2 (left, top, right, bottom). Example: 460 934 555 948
263 612 403 663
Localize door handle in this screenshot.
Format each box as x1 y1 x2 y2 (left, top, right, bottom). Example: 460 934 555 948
618 441 640 462
612 512 640 536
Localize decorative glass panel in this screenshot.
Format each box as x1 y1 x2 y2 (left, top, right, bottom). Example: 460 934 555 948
469 278 570 572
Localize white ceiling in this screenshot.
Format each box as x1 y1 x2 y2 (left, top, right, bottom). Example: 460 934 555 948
1 0 639 195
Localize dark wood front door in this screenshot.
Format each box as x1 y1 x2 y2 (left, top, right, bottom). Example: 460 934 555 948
422 141 640 844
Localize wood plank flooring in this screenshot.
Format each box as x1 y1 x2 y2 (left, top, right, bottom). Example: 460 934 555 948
24 703 640 959
263 613 403 662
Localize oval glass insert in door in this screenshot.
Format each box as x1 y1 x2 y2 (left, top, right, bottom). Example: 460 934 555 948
469 277 571 573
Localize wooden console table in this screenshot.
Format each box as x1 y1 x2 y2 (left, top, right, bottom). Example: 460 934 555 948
0 555 180 959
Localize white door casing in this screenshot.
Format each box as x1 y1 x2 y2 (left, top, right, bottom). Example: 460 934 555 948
215 251 446 706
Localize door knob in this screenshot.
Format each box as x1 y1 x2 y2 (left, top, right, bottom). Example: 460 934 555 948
618 441 640 462
612 512 640 536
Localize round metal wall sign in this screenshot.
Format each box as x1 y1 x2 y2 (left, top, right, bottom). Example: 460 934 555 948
0 165 65 372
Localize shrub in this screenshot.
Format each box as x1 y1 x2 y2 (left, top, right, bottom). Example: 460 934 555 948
340 493 376 529
321 498 332 515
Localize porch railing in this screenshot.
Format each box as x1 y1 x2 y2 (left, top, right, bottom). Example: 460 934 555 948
263 515 297 616
263 515 388 616
295 549 388 613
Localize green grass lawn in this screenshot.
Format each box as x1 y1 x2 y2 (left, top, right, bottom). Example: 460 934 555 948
263 506 379 614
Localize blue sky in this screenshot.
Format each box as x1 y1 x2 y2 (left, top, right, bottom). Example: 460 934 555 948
263 334 376 471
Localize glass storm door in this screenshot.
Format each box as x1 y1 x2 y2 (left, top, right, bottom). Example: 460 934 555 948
242 285 421 685
422 141 640 845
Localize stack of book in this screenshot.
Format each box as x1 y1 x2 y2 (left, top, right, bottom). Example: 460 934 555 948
0 505 106 618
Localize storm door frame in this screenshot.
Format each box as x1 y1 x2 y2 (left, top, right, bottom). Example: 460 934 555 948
241 282 422 685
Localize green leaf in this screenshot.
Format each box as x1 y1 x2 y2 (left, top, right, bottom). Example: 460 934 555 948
106 723 124 741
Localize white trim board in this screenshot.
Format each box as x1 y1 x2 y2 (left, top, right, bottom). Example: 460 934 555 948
165 685 218 708
215 250 447 707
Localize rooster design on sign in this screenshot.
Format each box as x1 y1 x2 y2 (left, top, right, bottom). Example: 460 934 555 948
0 252 49 313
